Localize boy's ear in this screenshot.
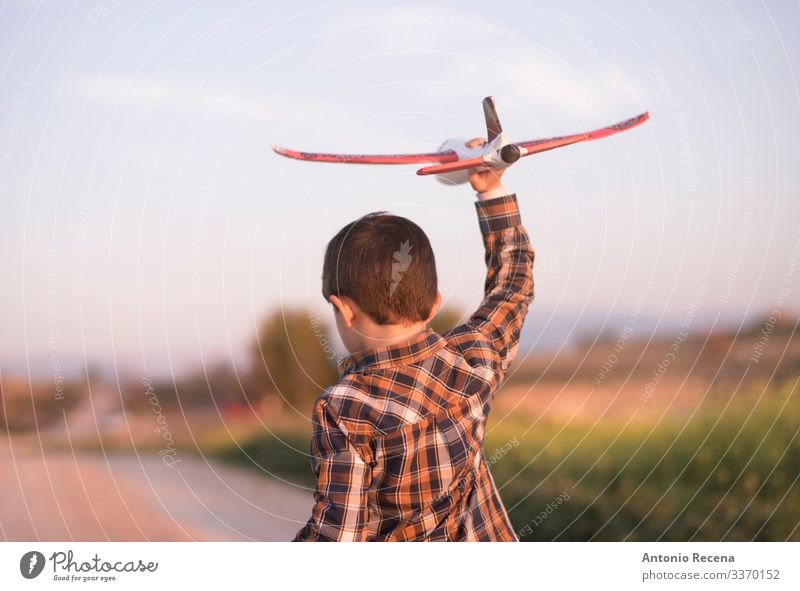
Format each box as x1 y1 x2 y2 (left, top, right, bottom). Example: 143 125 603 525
424 292 443 324
329 295 355 328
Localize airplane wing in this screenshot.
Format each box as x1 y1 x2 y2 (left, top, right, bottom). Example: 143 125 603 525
272 144 459 165
416 112 650 176
514 112 650 155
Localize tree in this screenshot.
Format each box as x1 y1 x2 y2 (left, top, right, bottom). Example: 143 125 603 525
248 309 339 412
0 374 80 432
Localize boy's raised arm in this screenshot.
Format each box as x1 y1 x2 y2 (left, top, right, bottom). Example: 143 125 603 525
464 153 535 381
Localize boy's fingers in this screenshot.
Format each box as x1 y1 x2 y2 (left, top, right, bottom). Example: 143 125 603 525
465 137 486 149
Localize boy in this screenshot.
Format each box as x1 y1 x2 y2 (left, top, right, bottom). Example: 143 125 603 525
294 140 534 541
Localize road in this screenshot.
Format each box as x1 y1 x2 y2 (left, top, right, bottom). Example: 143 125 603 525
0 440 312 541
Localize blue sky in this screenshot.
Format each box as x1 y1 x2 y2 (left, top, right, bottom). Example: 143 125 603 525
1 0 798 377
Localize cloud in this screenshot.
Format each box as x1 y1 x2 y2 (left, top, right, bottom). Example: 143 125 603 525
78 73 332 125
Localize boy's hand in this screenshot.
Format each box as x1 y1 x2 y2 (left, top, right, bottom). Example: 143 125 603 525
465 137 506 195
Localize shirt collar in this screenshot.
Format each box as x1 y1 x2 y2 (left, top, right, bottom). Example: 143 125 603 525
337 328 446 376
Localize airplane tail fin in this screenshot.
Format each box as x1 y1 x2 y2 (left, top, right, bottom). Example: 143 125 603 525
482 96 502 142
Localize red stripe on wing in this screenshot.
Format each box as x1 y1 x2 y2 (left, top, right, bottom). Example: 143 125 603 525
515 133 589 155
416 156 488 176
272 145 459 165
585 111 650 140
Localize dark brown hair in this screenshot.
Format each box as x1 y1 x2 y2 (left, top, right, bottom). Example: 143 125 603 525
322 212 437 325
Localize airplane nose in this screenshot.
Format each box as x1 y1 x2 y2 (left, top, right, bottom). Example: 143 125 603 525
500 144 521 164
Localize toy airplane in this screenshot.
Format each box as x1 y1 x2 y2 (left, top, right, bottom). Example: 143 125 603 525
272 96 649 185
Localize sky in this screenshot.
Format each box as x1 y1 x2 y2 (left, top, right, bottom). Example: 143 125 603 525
1 0 798 378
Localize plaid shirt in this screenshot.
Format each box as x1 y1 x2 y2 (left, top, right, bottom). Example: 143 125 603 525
294 194 534 541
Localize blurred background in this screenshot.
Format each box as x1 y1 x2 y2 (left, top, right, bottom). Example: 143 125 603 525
0 0 798 541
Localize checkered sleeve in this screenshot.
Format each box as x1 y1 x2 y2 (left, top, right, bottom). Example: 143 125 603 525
293 399 371 542
470 194 535 379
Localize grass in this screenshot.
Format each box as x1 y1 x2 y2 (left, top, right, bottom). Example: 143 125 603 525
213 421 315 487
485 380 800 541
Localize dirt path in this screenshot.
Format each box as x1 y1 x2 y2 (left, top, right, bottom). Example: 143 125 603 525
0 440 311 541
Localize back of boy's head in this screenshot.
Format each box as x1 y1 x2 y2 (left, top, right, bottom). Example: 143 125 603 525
322 212 437 325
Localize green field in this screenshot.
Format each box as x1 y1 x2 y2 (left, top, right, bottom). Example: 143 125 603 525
213 381 799 541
